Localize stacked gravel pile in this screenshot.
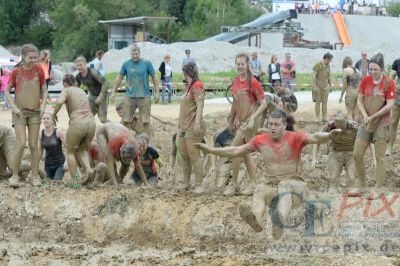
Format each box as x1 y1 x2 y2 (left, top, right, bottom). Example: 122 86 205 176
102 15 400 74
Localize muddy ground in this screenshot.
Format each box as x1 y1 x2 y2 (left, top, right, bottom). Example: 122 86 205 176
0 99 399 265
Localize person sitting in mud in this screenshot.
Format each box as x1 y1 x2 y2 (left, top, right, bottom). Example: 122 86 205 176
75 56 110 124
274 81 298 114
194 109 343 239
93 121 147 186
53 74 96 182
131 133 163 186
339 56 360 121
312 112 357 193
0 124 43 179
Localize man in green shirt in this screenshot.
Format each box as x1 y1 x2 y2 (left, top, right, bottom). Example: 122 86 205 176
312 53 333 122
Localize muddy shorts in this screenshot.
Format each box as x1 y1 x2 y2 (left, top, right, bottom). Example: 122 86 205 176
12 110 41 126
66 120 96 152
237 118 259 142
122 96 151 125
345 90 358 108
88 94 108 121
177 122 206 139
357 124 389 144
312 87 329 103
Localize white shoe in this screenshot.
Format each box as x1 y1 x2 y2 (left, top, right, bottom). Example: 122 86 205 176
241 183 255 196
9 176 20 188
192 185 204 194
239 204 263 232
223 184 238 197
30 175 42 187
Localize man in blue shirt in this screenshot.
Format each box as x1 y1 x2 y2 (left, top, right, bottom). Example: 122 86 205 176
111 45 159 137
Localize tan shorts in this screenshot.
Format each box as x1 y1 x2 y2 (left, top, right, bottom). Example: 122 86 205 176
345 90 358 108
237 118 259 142
88 94 108 121
122 96 151 125
66 120 96 152
357 124 389 144
177 122 206 139
312 87 329 103
12 110 41 126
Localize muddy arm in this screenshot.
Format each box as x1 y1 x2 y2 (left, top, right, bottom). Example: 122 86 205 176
134 160 148 185
194 143 252 158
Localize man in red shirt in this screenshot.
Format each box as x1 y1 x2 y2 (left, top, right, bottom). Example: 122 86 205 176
195 109 342 239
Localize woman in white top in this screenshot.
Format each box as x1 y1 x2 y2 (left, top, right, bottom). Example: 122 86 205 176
159 54 173 104
267 55 281 86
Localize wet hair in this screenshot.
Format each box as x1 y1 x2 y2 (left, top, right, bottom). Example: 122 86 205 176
131 44 141 53
235 53 253 91
136 133 150 146
96 50 104 57
333 112 347 123
182 62 199 89
369 53 385 71
269 109 287 123
120 143 138 163
75 56 87 64
63 74 76 87
270 54 277 63
286 115 296 132
323 52 333 60
342 56 353 69
116 102 124 112
15 44 39 68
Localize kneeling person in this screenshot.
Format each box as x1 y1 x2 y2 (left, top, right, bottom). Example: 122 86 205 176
95 121 147 185
131 133 162 186
195 109 342 239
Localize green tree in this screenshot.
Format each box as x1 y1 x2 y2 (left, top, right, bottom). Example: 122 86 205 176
387 2 400 17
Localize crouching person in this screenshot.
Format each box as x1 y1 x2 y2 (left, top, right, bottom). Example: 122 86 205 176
131 133 162 186
194 109 343 239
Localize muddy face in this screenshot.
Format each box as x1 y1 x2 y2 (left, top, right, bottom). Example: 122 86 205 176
131 50 141 62
24 51 39 66
369 62 382 80
235 57 248 77
76 61 87 73
267 117 286 141
117 110 123 118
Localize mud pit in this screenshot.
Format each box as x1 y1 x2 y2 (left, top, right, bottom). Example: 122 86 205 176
0 100 399 265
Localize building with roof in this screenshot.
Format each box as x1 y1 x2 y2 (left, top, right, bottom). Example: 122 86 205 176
99 16 177 50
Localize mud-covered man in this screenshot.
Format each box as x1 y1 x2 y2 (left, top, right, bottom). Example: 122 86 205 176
274 80 298 114
75 56 109 123
93 121 147 185
312 52 333 122
111 45 159 138
312 112 357 193
195 109 343 239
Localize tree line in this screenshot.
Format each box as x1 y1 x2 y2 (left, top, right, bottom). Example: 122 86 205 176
0 0 262 61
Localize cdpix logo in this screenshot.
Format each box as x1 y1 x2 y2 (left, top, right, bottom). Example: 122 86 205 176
268 191 400 237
